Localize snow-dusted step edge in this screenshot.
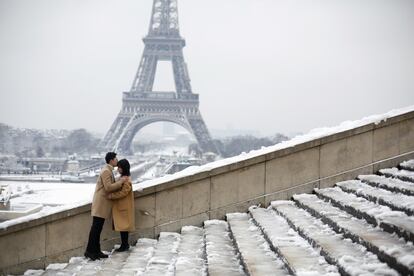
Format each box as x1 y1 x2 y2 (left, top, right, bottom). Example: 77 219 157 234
204 220 245 276
41 255 108 276
95 250 131 275
36 257 87 275
23 270 45 276
118 238 157 276
39 263 70 276
249 206 339 275
293 194 414 276
175 226 206 276
142 232 181 276
74 258 110 275
271 200 399 276
337 180 414 216
77 248 130 275
379 167 414 183
358 174 414 196
226 212 289 276
400 160 414 172
315 187 414 242
26 239 157 276
57 257 88 275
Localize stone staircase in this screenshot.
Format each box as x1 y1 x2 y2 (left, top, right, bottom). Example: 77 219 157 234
24 160 414 276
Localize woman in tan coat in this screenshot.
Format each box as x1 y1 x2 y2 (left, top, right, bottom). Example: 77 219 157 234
107 159 135 252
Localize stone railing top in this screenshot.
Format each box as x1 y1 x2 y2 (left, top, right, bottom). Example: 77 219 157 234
1 105 413 236
135 105 414 193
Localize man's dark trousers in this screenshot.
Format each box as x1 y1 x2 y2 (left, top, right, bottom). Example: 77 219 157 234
86 216 105 253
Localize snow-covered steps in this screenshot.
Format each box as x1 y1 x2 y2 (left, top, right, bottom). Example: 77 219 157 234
226 212 289 276
39 263 72 276
315 186 414 242
142 232 181 275
47 255 119 276
204 220 245 276
95 250 130 275
55 257 88 275
175 226 206 276
358 174 414 196
400 160 414 172
35 257 87 275
24 270 45 276
337 180 414 216
379 167 414 183
32 239 157 276
293 193 414 275
249 206 338 275
39 242 153 276
73 259 110 275
271 200 399 276
118 238 157 275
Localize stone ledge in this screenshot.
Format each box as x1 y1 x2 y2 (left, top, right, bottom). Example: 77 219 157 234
0 204 91 237
137 111 414 194
374 111 414 129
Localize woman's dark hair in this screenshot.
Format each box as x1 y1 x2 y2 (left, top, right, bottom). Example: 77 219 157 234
117 159 131 176
105 152 117 164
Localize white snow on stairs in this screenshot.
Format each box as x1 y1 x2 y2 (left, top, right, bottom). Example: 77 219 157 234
314 186 414 242
249 206 339 276
226 212 289 275
358 174 414 196
293 193 414 275
400 160 414 171
272 200 399 276
143 232 180 276
337 180 414 216
175 226 205 276
379 167 414 183
119 238 157 275
204 220 245 276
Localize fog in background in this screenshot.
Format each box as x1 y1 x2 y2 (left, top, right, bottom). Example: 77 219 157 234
1 0 413 138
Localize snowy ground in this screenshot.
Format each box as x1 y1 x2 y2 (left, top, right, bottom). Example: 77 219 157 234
6 181 95 206
0 152 182 229
0 181 95 229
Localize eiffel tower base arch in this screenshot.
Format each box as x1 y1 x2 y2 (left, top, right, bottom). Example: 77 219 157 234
101 109 218 156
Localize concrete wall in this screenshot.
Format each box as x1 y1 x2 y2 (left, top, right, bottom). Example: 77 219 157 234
1 110 414 274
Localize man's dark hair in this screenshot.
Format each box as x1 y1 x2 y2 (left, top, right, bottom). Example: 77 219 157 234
117 159 131 176
105 152 117 164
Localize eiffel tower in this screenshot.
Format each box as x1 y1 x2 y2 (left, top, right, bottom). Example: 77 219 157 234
100 0 218 155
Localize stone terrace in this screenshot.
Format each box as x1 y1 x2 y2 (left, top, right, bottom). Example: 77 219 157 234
24 160 414 276
1 108 414 275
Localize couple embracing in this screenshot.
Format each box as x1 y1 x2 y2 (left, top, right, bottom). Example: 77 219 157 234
84 152 135 260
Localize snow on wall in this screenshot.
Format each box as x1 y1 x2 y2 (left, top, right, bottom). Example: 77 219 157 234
135 105 414 191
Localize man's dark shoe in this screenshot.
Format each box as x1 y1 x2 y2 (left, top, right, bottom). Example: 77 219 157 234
115 244 130 252
84 251 100 261
97 251 109 258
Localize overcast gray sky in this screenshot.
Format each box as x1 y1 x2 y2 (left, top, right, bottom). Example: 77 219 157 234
1 0 413 137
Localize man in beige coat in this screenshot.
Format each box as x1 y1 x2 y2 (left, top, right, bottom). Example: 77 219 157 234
84 152 126 260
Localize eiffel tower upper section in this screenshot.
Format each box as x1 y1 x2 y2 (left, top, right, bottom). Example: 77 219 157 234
148 0 181 38
129 0 193 95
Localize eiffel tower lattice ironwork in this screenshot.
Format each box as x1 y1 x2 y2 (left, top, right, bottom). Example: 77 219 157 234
100 0 218 155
